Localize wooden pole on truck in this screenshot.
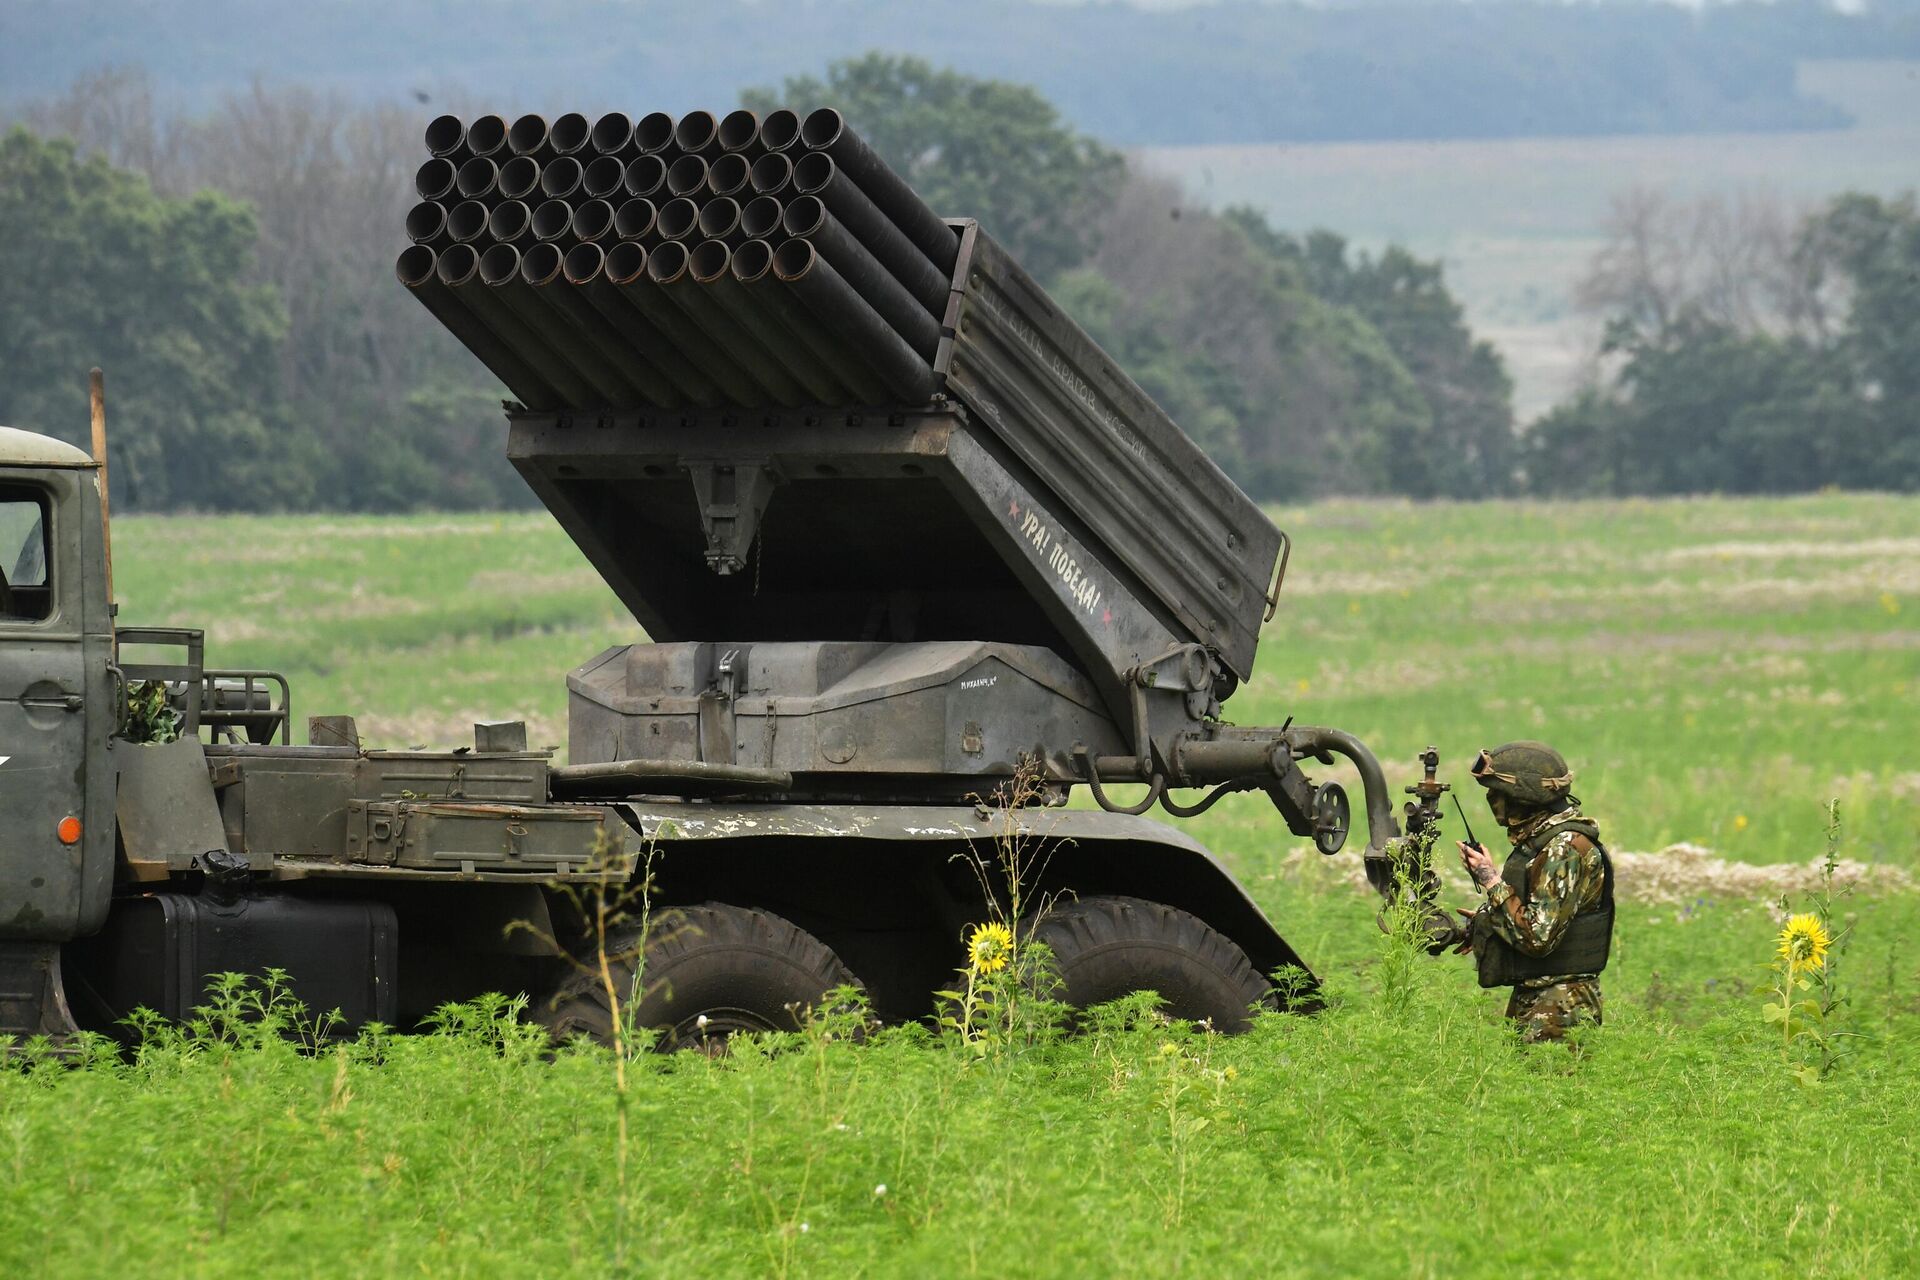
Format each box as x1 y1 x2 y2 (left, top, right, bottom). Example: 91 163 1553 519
89 367 113 606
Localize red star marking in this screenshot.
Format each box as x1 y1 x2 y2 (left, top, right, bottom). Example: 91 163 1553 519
1008 499 1020 518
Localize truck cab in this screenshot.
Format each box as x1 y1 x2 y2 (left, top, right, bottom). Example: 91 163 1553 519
0 428 117 1039
0 424 628 1046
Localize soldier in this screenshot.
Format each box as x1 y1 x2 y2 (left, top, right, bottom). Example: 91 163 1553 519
1455 741 1615 1044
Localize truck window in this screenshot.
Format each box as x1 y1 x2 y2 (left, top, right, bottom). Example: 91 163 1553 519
0 486 52 622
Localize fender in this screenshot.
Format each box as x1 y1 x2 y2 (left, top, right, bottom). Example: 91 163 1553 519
617 800 1313 991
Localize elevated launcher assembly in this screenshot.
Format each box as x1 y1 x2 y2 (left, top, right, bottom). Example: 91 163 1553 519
402 107 1419 862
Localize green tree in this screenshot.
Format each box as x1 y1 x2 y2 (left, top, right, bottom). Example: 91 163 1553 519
12 70 536 514
1526 318 1867 496
743 54 1124 281
1059 173 1438 500
0 128 313 510
1050 268 1251 484
1816 193 1920 489
1542 189 1920 495
1233 220 1514 496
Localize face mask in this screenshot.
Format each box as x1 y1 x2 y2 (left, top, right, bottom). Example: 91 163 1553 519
1485 792 1509 828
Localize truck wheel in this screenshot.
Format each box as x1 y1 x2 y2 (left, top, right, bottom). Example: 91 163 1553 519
1028 895 1273 1033
537 902 859 1051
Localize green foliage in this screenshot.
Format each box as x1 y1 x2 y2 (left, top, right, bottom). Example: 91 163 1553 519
6 495 1918 1273
1228 491 1918 871
1239 221 1517 496
744 53 1125 281
1048 265 1258 486
1769 799 1866 1084
1060 188 1502 500
7 928 1920 1275
1282 292 1437 498
2 73 540 516
935 766 1073 1057
330 382 525 514
1820 193 1920 487
1542 192 1920 495
1374 829 1445 1017
121 678 182 744
0 128 312 511
1530 316 1873 495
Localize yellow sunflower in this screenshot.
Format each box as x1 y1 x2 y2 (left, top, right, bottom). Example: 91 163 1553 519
1777 914 1831 970
967 922 1015 975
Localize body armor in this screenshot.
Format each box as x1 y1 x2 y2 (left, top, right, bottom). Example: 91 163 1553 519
1471 817 1614 989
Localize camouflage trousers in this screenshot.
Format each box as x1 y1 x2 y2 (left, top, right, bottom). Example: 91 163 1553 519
1505 978 1602 1044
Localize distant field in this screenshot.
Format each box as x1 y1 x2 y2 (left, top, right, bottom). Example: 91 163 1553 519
1142 59 1920 418
15 492 1908 1277
112 491 1920 870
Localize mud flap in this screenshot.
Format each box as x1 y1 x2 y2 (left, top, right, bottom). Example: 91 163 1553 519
0 940 82 1042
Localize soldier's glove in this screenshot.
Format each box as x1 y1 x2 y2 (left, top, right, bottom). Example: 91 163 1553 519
1422 907 1469 956
1452 906 1479 955
1373 906 1470 956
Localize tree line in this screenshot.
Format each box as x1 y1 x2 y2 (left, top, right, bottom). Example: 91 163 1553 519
2 71 529 512
1534 188 1920 494
1 58 1912 510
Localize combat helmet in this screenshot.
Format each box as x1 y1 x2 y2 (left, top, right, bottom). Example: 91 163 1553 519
1470 741 1574 808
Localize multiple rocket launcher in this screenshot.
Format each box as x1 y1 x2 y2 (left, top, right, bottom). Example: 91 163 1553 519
399 102 1289 703
396 108 959 410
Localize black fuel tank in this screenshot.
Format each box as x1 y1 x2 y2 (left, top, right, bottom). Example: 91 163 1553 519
67 893 398 1037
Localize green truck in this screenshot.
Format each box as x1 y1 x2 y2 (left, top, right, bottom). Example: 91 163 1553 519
0 110 1449 1050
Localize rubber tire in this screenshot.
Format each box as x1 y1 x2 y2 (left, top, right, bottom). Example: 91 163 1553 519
537 902 858 1050
1029 895 1273 1033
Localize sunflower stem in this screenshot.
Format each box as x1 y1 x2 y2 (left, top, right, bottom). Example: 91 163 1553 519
1782 956 1796 1063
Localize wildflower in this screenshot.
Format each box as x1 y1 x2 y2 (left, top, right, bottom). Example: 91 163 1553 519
1778 914 1831 970
874 1184 887 1197
967 921 1015 975
1733 814 1749 832
1222 1065 1238 1081
1158 1041 1180 1057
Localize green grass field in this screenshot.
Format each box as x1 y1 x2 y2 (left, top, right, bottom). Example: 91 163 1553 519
5 493 1917 1276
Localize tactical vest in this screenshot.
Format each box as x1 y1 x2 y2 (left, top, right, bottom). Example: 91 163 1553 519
1471 817 1614 989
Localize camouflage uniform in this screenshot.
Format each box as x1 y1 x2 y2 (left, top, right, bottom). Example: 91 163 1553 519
1481 806 1607 1043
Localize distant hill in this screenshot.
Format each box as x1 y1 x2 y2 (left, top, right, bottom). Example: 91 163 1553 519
4 0 1917 144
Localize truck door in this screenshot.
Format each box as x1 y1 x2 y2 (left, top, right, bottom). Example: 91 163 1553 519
0 474 106 940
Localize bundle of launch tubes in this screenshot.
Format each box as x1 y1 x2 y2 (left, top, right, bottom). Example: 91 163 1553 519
396 108 959 411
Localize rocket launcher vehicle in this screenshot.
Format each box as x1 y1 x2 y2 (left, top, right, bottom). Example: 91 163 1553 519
399 106 1454 949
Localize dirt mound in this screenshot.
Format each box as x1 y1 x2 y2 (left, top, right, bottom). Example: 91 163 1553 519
1609 842 1910 904
1283 841 1912 903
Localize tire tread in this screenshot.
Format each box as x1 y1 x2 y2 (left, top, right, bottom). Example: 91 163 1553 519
1030 894 1272 1031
